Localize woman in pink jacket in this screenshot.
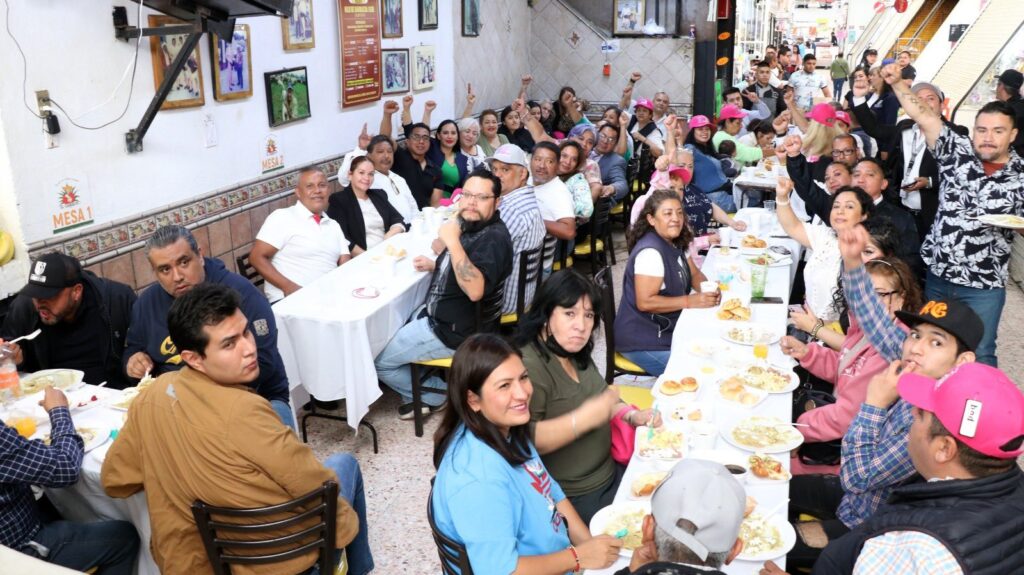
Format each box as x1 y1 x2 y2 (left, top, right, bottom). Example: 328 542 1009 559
778 257 921 475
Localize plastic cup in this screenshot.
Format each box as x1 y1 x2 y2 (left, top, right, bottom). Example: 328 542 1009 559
750 259 768 298
689 422 718 450
700 280 718 294
764 200 776 213
715 263 735 292
719 228 731 255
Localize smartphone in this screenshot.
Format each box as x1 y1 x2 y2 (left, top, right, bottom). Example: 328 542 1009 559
751 296 785 304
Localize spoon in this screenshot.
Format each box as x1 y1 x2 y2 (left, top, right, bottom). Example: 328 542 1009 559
7 329 41 345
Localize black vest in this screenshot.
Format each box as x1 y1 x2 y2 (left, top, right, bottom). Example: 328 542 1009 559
814 468 1024 575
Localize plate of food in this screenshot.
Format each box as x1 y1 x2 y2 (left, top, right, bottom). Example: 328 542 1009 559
717 298 752 321
977 214 1024 229
739 235 768 255
735 364 799 394
107 373 157 411
38 426 110 453
736 511 797 562
590 502 651 557
662 401 713 426
652 375 700 401
724 416 804 453
635 427 686 460
686 338 729 359
626 467 671 500
721 323 781 346
747 453 792 483
370 244 408 262
20 369 84 395
717 376 768 408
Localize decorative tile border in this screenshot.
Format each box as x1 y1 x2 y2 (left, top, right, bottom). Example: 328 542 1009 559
29 156 345 266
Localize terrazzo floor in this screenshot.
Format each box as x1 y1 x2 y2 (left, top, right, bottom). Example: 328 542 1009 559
300 229 1024 574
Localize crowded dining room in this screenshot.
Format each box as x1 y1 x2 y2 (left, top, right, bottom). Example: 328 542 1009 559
2 0 1024 573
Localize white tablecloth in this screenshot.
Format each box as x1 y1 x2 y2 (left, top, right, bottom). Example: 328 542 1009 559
38 389 160 575
590 214 803 574
273 228 438 428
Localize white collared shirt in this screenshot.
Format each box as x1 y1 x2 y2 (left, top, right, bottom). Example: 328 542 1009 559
256 202 349 302
900 125 928 210
372 170 420 223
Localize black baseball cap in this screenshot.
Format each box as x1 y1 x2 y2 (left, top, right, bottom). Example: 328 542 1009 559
895 299 984 352
22 253 83 299
865 49 878 55
998 69 1023 92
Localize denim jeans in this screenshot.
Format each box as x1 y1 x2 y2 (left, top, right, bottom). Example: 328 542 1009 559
374 315 454 406
924 272 1005 367
706 190 737 213
270 399 297 429
832 78 845 100
321 453 373 575
620 350 672 376
23 519 140 575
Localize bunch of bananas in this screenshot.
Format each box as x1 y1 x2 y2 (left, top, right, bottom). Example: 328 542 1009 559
0 231 15 266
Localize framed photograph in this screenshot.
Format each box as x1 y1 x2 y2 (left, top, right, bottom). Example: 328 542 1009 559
211 24 253 101
281 0 315 50
613 0 645 35
382 49 409 94
412 45 435 91
264 67 311 127
418 0 438 31
148 15 205 110
381 0 403 38
462 0 480 37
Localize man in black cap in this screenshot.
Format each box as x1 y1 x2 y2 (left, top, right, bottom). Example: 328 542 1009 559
996 69 1024 155
1 253 136 389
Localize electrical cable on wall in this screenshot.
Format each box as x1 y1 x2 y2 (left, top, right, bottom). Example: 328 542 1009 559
2 0 145 130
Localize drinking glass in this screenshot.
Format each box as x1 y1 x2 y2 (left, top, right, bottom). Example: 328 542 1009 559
750 259 768 298
753 343 769 363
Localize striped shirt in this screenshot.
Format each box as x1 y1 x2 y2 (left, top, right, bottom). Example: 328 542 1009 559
0 407 84 549
854 531 962 574
497 186 545 314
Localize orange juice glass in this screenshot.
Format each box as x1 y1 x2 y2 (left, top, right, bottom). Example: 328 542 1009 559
753 343 769 362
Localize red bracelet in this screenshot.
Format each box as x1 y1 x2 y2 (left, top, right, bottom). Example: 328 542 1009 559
567 545 581 573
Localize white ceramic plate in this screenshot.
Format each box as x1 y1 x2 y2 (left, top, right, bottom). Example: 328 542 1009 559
622 460 674 501
736 513 797 562
351 287 380 299
659 400 714 427
716 376 769 409
721 323 782 346
723 416 805 454
977 214 1024 229
634 426 687 461
745 452 793 485
651 374 701 402
733 363 800 394
20 369 84 395
686 338 729 359
589 501 651 557
35 426 111 453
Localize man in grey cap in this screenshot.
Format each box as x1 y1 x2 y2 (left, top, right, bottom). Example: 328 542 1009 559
615 459 746 575
995 69 1024 155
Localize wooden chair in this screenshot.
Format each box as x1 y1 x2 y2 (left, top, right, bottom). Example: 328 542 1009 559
594 266 649 383
499 244 544 329
235 252 265 288
191 480 340 575
427 486 474 574
573 197 616 275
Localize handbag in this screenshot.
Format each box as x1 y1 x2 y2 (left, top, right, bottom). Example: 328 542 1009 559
792 386 842 466
609 405 638 466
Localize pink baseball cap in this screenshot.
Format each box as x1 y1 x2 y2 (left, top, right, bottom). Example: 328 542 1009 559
667 166 692 184
718 104 747 121
635 98 655 111
834 110 851 126
808 103 837 127
689 115 712 128
898 363 1024 459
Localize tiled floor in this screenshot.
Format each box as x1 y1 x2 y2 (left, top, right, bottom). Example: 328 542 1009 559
302 230 1024 573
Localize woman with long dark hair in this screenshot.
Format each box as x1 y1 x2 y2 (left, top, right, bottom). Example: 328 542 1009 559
514 271 660 523
327 156 406 256
614 191 718 375
431 334 621 574
498 106 536 153
425 119 470 199
551 86 583 138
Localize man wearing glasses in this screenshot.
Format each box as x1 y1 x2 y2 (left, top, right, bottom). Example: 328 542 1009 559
593 124 629 201
388 96 444 208
374 169 513 420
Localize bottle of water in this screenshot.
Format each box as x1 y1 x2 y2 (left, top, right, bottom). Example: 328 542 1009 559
0 345 20 405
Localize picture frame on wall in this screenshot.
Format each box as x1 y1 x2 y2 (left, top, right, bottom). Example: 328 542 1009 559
412 45 435 90
613 0 645 35
418 0 438 31
382 0 403 38
282 0 315 50
147 15 205 110
382 49 409 94
211 24 253 101
265 67 312 127
462 0 480 37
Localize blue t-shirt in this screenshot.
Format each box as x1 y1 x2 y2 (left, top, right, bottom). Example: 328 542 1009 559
432 425 570 574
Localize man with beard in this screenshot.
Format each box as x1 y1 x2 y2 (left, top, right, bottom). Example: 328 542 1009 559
880 63 1023 367
374 169 513 419
2 252 135 389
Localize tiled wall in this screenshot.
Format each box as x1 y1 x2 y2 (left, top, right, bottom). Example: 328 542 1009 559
452 0 532 113
30 158 343 294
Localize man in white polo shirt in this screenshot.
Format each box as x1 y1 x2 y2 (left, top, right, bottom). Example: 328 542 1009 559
251 167 351 302
530 141 576 273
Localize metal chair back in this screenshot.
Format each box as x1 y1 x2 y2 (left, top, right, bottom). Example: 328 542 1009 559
514 245 544 319
235 252 265 287
594 266 618 384
427 487 474 574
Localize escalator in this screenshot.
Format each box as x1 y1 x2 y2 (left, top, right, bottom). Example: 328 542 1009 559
891 0 958 58
847 0 927 66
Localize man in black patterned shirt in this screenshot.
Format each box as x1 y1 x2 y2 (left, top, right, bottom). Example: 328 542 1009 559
879 63 1023 368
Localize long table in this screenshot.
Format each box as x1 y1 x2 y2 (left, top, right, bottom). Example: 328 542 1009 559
591 209 803 574
272 219 441 428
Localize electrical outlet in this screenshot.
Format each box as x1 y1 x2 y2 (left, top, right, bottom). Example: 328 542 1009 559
35 90 50 114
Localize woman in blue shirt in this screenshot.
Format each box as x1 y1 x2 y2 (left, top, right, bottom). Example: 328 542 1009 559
431 334 621 574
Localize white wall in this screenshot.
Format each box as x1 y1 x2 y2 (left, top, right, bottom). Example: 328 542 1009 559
0 0 454 246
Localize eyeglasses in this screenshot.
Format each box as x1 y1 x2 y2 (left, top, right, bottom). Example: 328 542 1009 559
408 134 430 142
461 192 495 203
832 149 857 158
598 135 616 143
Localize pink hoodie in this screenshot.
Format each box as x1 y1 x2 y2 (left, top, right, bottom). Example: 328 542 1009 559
790 315 894 476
